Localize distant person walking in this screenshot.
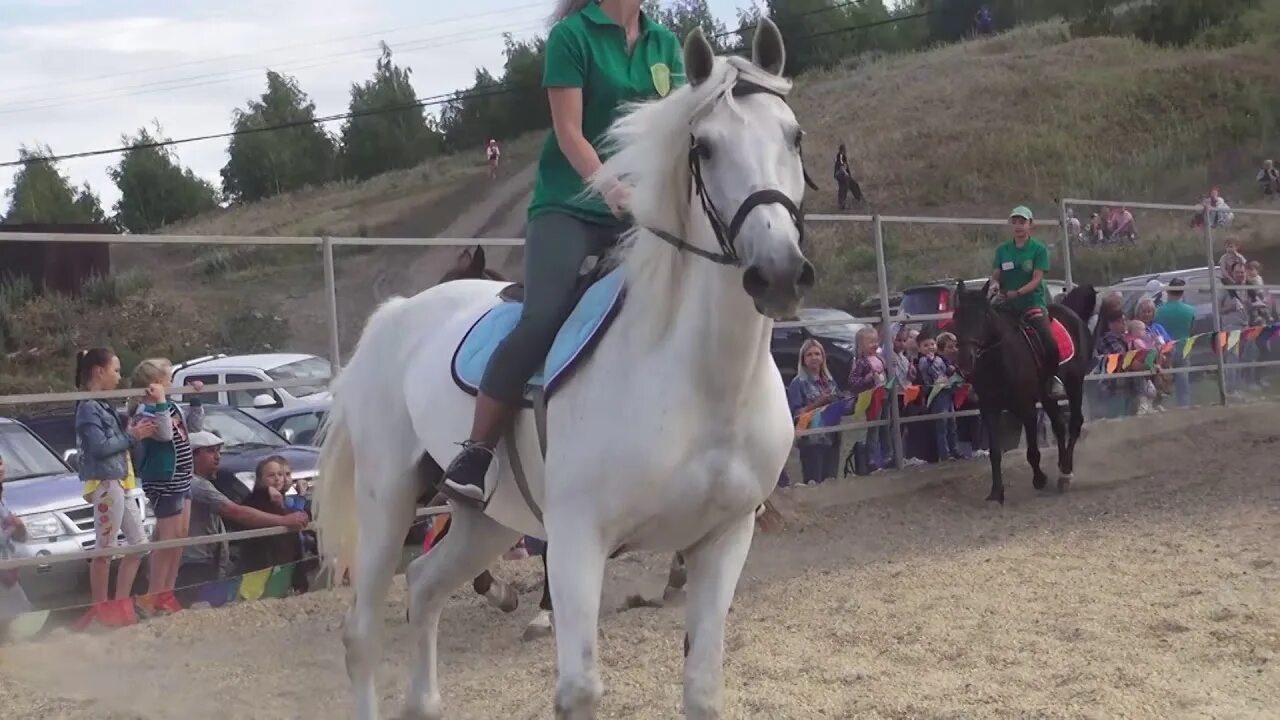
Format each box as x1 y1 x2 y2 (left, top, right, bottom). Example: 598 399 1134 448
833 143 861 210
487 139 501 179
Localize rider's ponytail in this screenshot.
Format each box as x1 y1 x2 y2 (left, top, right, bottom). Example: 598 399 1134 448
550 0 592 25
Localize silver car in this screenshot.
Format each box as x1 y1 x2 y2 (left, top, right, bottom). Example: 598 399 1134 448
1 417 155 603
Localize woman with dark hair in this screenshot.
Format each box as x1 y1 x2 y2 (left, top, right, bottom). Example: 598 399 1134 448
73 347 157 628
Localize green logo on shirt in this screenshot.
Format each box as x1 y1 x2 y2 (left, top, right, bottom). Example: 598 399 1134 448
1022 259 1033 273
651 63 672 97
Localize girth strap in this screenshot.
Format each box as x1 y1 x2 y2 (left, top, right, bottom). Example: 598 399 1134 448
504 385 550 525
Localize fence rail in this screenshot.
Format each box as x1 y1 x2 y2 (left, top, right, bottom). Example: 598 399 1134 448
2 198 1279 574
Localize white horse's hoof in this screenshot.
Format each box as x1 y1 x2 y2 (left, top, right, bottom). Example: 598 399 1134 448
485 582 519 613
522 611 553 641
662 585 686 604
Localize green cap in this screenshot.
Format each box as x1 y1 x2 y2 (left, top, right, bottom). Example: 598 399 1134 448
1010 206 1034 221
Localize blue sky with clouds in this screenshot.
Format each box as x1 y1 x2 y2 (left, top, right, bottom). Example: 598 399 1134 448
0 0 751 211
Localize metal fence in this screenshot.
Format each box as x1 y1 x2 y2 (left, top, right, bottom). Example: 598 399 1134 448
3 197 1280 571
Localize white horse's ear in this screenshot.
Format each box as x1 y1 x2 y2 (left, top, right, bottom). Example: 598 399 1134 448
684 27 715 86
752 16 785 76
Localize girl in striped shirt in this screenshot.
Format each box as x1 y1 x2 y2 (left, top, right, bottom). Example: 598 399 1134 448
130 358 204 615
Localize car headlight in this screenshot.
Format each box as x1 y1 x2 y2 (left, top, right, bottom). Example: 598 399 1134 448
20 512 63 541
235 471 256 487
833 341 855 353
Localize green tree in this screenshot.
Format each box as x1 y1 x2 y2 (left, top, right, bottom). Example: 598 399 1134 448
644 0 730 51
108 126 219 233
3 145 108 224
220 71 337 203
338 43 445 181
761 0 896 73
438 34 549 152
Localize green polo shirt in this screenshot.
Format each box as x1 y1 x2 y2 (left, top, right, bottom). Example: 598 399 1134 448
993 237 1050 313
528 3 685 223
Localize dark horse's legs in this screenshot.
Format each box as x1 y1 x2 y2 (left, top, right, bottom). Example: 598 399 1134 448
537 549 688 614
1022 402 1049 491
981 404 1006 504
1058 368 1085 491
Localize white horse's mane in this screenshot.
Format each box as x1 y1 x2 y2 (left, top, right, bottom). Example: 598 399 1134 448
590 55 793 340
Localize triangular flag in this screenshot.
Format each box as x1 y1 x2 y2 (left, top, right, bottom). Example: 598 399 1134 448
884 374 898 391
1145 350 1158 370
263 564 295 599
926 381 946 406
239 568 271 601
1161 340 1176 355
1217 332 1228 352
1105 354 1119 374
820 396 853 426
1227 330 1241 352
867 386 886 422
953 384 971 408
795 408 817 432
198 578 239 608
903 385 922 404
1182 338 1195 359
1244 326 1263 342
853 388 873 418
6 610 50 641
1122 350 1139 370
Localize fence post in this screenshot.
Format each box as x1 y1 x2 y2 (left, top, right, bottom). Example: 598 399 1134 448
873 214 904 470
1204 217 1228 406
322 236 342 372
1058 197 1074 290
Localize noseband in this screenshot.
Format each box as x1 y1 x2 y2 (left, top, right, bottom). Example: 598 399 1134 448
648 80 818 267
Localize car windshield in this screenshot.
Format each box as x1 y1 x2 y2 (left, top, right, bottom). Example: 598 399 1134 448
199 408 288 452
0 423 68 479
267 357 332 398
798 309 858 341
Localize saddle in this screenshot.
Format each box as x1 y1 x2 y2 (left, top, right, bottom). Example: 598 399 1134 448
1009 309 1075 370
450 265 626 522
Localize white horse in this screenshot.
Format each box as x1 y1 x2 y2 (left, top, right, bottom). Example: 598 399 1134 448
315 20 812 720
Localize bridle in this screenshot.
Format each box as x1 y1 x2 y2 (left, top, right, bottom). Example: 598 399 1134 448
648 79 818 267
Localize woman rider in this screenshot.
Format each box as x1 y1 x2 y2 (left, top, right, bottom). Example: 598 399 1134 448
441 0 685 506
990 206 1063 398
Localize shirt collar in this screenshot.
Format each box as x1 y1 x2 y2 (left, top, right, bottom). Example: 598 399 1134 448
582 1 657 34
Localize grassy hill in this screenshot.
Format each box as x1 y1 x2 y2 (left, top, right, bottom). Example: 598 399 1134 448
5 18 1280 395
793 21 1280 306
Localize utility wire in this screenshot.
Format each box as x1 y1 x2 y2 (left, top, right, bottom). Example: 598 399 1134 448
1 9 945 169
0 0 549 98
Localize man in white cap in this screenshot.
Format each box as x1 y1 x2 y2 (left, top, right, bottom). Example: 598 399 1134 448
177 431 308 596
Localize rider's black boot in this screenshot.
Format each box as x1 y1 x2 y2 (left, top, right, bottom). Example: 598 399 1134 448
440 394 516 507
1030 314 1064 400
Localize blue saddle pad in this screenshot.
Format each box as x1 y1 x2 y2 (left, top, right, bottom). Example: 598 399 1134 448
452 269 626 402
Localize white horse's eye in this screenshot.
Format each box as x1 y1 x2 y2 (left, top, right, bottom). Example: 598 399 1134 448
792 130 803 149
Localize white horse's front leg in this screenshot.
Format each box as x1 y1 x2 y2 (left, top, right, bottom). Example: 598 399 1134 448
547 519 608 720
682 512 755 720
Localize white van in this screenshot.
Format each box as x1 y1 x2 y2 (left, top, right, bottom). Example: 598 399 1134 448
172 353 332 417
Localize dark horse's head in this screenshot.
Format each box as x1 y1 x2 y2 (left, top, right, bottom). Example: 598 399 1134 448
951 280 1000 377
439 245 508 283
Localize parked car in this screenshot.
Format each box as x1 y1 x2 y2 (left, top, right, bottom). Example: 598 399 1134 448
258 399 330 447
897 277 1069 336
0 416 155 603
771 308 868 389
25 404 319 506
171 353 332 417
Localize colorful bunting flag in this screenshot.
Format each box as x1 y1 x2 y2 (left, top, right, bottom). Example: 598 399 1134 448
239 568 271 601
263 564 295 599
1122 350 1139 370
1227 330 1241 352
1182 337 1196 359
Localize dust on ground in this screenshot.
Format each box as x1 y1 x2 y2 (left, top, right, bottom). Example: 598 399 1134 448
2 404 1277 719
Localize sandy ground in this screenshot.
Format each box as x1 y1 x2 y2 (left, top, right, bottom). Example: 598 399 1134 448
2 404 1278 719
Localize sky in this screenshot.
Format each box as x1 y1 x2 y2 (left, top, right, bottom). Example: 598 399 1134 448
0 0 751 213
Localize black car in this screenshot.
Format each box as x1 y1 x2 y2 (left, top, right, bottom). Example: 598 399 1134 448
20 403 319 505
770 308 868 389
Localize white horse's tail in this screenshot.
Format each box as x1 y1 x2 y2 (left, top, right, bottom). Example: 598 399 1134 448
313 295 411 584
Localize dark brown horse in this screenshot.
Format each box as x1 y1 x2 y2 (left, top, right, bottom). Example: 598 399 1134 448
951 282 1097 504
428 246 791 637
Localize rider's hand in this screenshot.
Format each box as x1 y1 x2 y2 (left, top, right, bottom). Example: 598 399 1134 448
604 182 632 219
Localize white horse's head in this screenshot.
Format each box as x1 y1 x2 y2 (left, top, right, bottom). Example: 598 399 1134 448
594 18 815 319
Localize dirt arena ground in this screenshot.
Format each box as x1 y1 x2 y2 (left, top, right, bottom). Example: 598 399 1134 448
2 404 1277 719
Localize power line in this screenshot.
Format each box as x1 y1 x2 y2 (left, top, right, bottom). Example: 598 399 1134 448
0 18 548 117
0 10 948 169
711 0 916 40
0 0 549 100
0 84 518 169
